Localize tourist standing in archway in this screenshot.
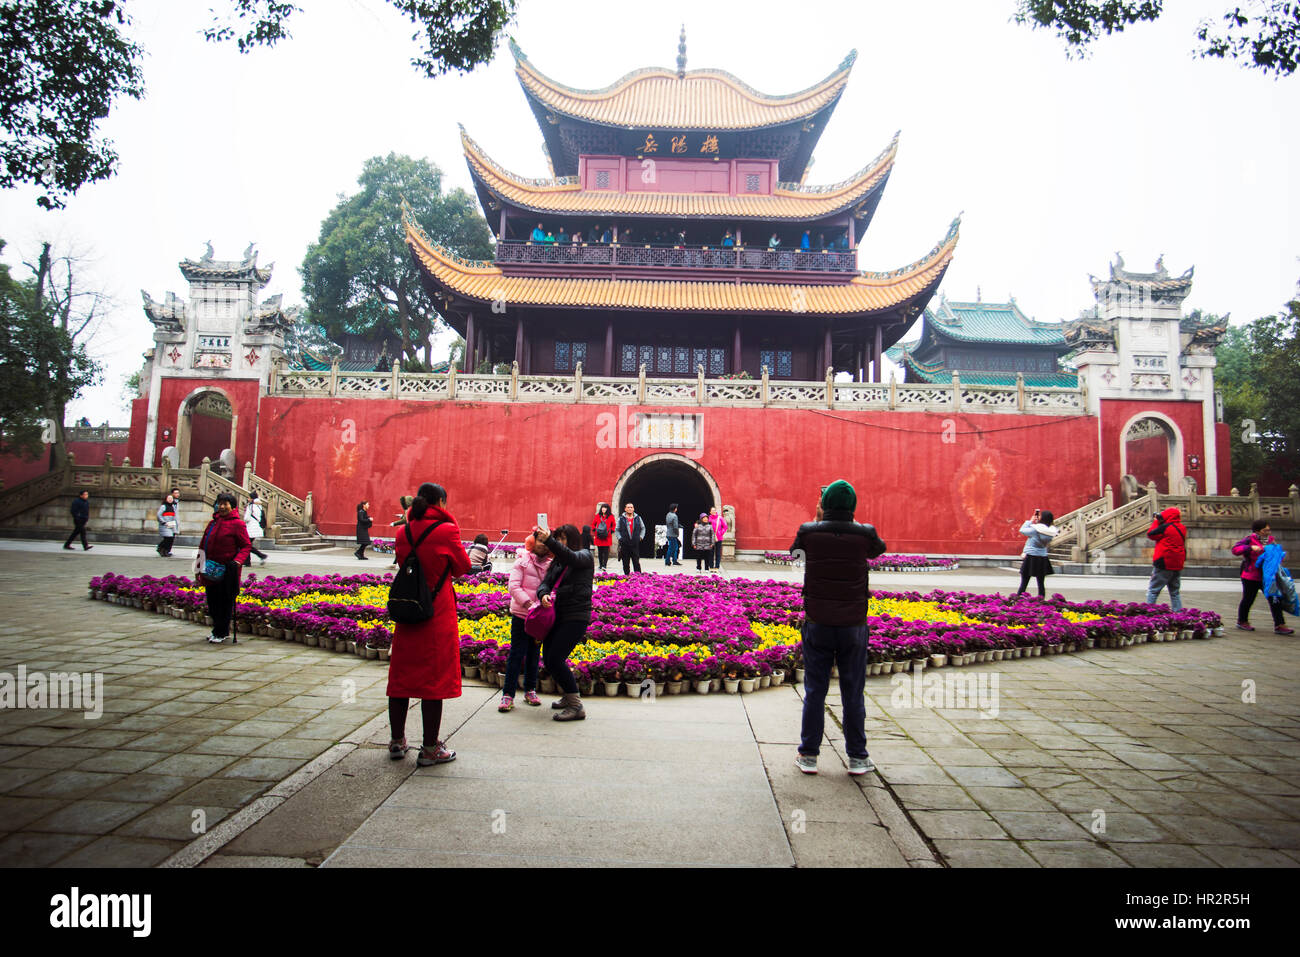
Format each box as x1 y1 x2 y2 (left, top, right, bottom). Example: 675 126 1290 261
692 513 715 571
387 483 470 765
591 503 616 572
791 480 887 775
709 506 728 572
664 504 682 566
535 523 595 721
617 502 644 574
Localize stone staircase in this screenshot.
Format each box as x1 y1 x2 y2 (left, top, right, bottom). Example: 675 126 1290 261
271 524 334 552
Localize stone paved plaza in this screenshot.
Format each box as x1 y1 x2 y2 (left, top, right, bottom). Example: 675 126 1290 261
0 540 1297 867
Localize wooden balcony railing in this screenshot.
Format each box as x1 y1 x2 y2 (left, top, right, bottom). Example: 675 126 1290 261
495 240 858 274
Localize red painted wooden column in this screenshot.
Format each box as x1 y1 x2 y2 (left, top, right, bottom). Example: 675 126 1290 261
823 325 833 376
464 313 475 372
514 317 524 368
603 321 614 377
733 323 742 373
873 324 883 383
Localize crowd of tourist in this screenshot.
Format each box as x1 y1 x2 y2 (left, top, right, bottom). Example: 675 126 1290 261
522 220 852 250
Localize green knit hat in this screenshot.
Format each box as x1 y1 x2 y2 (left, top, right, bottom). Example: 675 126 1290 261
821 479 856 513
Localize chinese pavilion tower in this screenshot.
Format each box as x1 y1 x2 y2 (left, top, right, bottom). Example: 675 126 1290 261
406 31 958 382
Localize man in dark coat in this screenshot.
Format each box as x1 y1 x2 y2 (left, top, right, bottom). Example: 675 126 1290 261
664 504 681 566
617 502 644 574
63 491 93 550
790 479 886 776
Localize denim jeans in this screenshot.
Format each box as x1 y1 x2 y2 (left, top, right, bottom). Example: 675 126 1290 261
665 538 680 565
799 620 869 759
713 541 724 570
503 615 540 697
1146 567 1183 611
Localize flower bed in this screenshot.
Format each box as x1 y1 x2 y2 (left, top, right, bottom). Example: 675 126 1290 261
371 539 521 558
764 552 959 571
87 572 1222 692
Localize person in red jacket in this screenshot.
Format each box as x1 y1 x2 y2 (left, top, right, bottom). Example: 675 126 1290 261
1144 506 1187 611
197 493 253 644
591 502 616 572
387 482 471 766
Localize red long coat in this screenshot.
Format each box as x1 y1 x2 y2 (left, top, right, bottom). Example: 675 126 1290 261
386 507 471 700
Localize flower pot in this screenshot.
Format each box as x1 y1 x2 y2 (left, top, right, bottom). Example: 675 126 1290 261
1212 627 1224 637
379 647 390 661
654 681 666 697
693 678 711 695
578 679 595 696
236 621 251 634
204 615 214 627
1086 638 1095 648
1031 646 1042 657
541 676 557 694
930 654 947 668
892 660 908 673
365 645 379 660
622 681 643 698
267 627 283 639
463 665 478 679
951 655 964 667
759 675 771 688
496 673 504 688
666 680 684 695
709 677 722 692
771 671 785 686
305 634 318 647
723 678 740 694
911 659 927 673
791 669 804 684
602 680 621 697
738 677 756 693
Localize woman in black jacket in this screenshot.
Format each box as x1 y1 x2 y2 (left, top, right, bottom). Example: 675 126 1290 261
355 501 373 560
534 523 594 721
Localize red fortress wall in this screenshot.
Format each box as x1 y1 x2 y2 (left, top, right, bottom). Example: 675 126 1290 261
255 398 1100 554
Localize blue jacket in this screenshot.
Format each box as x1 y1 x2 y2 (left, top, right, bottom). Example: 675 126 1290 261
665 511 680 540
71 497 89 522
1019 520 1058 557
1259 543 1300 615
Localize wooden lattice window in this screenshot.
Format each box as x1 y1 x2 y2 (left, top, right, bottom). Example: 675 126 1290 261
621 344 638 373
674 346 690 374
709 348 726 376
595 169 611 189
760 350 793 378
745 173 760 193
555 341 587 372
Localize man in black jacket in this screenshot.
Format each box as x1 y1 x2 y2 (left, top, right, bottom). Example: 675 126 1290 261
790 479 885 775
64 491 93 550
617 502 644 574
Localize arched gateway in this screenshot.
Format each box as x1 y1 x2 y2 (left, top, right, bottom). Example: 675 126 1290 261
611 454 721 560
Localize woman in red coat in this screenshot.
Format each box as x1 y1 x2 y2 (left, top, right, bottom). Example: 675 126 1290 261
591 502 616 572
387 482 471 766
197 493 253 645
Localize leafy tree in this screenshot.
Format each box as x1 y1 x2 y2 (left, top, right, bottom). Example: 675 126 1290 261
0 240 101 462
1214 293 1300 490
205 0 518 76
0 1 146 210
300 154 492 364
1 0 515 208
1015 1 1300 76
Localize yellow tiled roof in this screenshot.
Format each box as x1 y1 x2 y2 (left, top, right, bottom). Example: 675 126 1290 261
511 39 855 130
405 217 959 316
463 128 896 221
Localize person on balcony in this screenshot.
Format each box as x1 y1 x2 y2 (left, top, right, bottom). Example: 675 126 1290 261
557 225 569 244
801 229 812 250
768 233 781 248
570 229 582 244
530 222 547 243
589 223 603 244
816 232 826 249
722 230 735 248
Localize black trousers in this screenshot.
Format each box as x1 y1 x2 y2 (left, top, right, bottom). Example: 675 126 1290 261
1239 579 1285 626
244 541 267 563
543 619 589 694
157 536 174 556
620 544 641 574
389 698 443 746
203 567 241 638
596 545 610 571
65 520 88 549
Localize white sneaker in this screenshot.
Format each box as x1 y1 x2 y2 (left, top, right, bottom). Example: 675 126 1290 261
795 753 818 774
259 556 267 565
207 634 227 644
848 756 875 775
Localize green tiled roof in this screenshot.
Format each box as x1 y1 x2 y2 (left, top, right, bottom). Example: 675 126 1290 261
925 298 1068 347
293 350 449 374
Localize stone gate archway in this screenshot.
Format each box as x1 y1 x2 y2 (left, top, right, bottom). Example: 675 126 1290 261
1120 412 1184 494
610 453 722 560
176 387 237 469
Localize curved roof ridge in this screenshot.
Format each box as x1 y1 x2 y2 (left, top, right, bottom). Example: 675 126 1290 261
856 216 960 285
776 132 899 197
509 36 856 106
460 127 581 191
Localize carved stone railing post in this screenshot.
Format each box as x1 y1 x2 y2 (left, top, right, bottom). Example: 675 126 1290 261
574 361 583 403
1290 485 1300 521
638 364 647 405
102 451 113 488
304 491 313 528
1104 484 1114 512
269 358 280 396
391 359 401 397
951 371 962 412
761 365 770 407
1072 511 1087 564
1147 481 1159 518
267 488 279 531
825 366 835 410
447 364 457 400
1016 373 1025 412
698 365 706 405
199 458 212 500
889 371 897 410
241 461 253 491
1187 480 1199 520
510 360 519 400
1250 483 1260 520
329 358 340 397
159 456 170 496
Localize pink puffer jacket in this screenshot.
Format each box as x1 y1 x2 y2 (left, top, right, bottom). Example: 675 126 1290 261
508 549 553 618
710 512 728 542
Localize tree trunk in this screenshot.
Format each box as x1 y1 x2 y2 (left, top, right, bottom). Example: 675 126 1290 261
32 243 69 472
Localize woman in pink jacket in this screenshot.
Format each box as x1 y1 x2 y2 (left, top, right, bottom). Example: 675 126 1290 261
709 506 728 573
500 533 554 711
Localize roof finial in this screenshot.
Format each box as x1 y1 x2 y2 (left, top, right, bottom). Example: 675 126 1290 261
976 285 981 303
677 24 687 78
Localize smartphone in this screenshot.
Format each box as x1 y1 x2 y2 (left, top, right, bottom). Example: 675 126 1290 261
536 513 548 531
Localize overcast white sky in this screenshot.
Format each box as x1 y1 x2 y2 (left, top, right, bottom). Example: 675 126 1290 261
1 0 1296 421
